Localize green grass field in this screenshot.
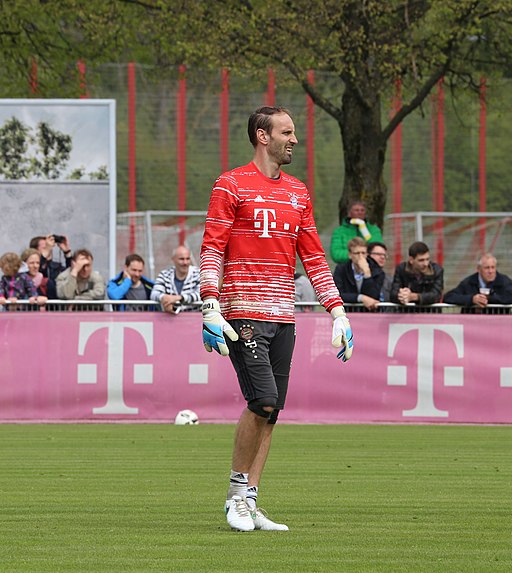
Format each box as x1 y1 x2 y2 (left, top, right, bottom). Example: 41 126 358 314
1 424 511 573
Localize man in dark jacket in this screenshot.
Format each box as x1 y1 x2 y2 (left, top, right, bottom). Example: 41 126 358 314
444 253 512 309
334 237 384 311
390 241 443 306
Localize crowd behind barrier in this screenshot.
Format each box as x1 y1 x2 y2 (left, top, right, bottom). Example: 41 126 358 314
1 300 512 314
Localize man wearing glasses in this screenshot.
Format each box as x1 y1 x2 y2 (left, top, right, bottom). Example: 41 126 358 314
367 241 393 302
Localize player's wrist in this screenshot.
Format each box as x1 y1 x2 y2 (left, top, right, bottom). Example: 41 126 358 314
202 298 220 313
330 306 346 320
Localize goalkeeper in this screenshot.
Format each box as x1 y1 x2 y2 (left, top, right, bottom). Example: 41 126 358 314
330 200 383 264
200 105 353 533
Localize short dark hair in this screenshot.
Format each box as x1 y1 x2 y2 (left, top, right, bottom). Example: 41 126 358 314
29 236 45 249
367 241 387 254
125 253 145 267
247 106 292 147
72 248 93 261
408 241 429 258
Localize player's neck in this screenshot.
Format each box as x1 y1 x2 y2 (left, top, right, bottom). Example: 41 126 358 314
252 154 281 180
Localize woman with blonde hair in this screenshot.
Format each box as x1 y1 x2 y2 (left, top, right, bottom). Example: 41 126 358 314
0 252 46 308
21 247 48 297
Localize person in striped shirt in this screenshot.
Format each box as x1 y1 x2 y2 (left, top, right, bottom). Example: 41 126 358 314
150 245 201 313
200 106 353 532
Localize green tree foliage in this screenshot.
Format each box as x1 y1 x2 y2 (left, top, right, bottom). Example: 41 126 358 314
0 117 32 179
1 1 512 226
32 122 72 179
0 117 72 180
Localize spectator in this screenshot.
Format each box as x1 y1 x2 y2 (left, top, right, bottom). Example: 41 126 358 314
294 272 317 312
20 247 49 297
0 252 43 308
56 248 106 301
330 200 383 263
444 253 512 309
107 253 155 311
333 237 384 311
390 241 443 306
150 245 201 313
29 234 72 298
367 241 393 302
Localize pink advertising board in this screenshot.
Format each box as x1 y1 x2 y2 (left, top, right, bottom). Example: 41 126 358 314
1 312 511 424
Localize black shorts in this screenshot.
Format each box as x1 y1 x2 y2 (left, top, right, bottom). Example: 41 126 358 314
226 320 296 410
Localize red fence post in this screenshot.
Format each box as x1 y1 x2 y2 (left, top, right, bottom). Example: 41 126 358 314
128 62 137 253
177 65 187 244
479 77 487 253
432 79 445 267
220 68 230 173
306 70 315 203
30 58 38 95
77 60 89 99
266 68 275 107
391 79 403 266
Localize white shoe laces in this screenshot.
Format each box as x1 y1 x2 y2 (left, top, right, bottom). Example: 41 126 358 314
233 497 251 518
254 507 268 519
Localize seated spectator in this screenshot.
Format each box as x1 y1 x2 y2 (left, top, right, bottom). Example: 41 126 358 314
150 245 200 313
367 241 393 302
56 249 106 301
21 247 49 297
444 253 512 309
294 272 317 312
330 200 383 263
0 252 44 309
390 241 443 306
107 253 155 311
29 234 73 298
333 237 384 311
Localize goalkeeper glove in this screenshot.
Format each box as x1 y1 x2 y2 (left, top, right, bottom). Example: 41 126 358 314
331 306 353 362
202 298 239 356
350 217 372 241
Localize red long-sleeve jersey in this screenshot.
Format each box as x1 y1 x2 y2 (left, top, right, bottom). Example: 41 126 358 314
200 162 343 323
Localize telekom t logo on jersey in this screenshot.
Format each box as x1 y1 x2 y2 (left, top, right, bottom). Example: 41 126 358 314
254 208 276 238
253 208 299 237
387 323 464 417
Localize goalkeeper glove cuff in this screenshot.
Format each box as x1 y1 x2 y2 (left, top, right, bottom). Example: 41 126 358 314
201 298 238 356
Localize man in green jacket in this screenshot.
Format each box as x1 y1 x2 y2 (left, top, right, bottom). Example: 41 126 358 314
330 200 383 263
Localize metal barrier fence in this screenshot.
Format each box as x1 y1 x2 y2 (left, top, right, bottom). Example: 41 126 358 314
2 300 511 314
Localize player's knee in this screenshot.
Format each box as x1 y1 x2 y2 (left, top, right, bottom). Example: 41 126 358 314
267 409 280 425
248 397 277 419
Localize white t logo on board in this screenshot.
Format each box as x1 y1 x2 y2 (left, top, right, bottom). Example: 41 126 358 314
387 323 464 417
77 322 154 415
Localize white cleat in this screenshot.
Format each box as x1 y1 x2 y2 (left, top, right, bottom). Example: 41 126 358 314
225 495 255 531
252 507 289 531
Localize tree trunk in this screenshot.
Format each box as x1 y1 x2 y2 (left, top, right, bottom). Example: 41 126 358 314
338 83 388 230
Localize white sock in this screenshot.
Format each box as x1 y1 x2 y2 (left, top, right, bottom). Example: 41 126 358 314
246 485 258 510
227 470 248 500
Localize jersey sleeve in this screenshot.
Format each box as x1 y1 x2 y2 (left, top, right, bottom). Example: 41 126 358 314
200 174 239 301
297 197 344 313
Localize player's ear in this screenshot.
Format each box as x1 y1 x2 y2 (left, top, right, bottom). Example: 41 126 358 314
256 128 269 145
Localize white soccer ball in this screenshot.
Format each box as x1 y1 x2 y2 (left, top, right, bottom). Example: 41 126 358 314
174 409 199 425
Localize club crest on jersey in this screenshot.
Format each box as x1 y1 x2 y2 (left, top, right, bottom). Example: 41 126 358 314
290 194 299 209
239 324 254 341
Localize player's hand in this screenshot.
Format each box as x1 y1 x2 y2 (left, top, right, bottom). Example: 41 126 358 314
202 298 239 356
350 218 371 241
331 306 353 362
